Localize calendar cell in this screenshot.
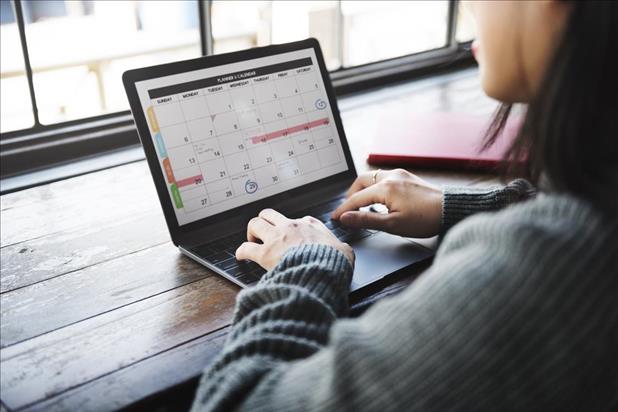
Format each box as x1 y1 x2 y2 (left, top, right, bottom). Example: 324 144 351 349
291 132 316 155
274 74 299 98
173 165 204 194
184 194 211 213
297 151 321 174
248 145 274 168
277 158 301 181
237 109 262 129
225 151 252 176
181 185 208 201
168 144 199 170
213 111 240 135
231 172 257 196
218 131 246 155
270 138 295 162
206 178 231 194
160 122 191 148
296 71 319 93
201 157 229 182
279 95 305 118
253 78 277 103
256 100 284 123
318 145 340 166
193 138 222 163
230 83 256 109
186 116 215 141
301 90 323 113
253 164 279 188
206 91 233 114
153 102 183 127
180 96 209 121
209 187 234 204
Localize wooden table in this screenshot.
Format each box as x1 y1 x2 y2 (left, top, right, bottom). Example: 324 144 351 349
0 68 500 411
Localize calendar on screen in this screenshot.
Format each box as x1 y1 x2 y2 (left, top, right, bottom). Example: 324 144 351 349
135 48 348 225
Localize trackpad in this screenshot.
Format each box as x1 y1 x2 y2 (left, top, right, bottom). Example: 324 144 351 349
350 232 433 291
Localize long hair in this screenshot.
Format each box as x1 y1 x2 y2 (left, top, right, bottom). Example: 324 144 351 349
484 1 618 215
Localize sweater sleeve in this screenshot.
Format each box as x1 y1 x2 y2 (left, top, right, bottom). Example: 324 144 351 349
191 243 354 412
441 178 536 233
191 195 617 412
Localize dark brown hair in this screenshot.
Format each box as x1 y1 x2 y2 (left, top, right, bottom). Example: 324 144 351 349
484 1 618 215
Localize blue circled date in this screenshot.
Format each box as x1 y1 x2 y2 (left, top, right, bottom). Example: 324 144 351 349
245 180 258 194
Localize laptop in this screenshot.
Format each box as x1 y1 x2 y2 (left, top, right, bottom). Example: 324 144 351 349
123 38 433 291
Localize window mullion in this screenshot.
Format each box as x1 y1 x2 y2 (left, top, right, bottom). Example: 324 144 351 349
11 0 40 127
199 0 214 56
336 0 344 69
446 0 459 50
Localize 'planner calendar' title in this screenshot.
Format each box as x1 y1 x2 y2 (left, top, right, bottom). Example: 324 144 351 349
217 71 256 84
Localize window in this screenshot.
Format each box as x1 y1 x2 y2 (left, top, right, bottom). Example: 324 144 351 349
22 0 201 127
0 1 34 133
0 0 474 186
456 0 475 43
340 1 448 67
210 1 450 70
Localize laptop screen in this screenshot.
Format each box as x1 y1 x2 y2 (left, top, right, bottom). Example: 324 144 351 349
134 48 348 226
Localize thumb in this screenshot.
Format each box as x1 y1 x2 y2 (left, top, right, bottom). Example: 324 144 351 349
339 211 394 231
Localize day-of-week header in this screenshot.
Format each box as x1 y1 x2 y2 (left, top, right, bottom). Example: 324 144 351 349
148 57 313 99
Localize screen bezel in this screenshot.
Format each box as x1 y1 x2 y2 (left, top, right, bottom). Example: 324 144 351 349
123 38 357 244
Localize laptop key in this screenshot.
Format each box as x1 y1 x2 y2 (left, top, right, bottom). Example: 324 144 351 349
236 273 259 285
218 257 239 271
209 251 234 264
226 266 245 277
250 267 266 277
192 244 215 258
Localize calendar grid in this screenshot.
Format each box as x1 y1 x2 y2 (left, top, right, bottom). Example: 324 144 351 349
143 52 347 223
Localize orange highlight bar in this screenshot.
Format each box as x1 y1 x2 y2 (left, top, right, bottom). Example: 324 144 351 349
162 158 175 183
147 106 159 133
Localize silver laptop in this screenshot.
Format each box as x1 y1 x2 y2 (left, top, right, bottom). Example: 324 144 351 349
123 38 433 291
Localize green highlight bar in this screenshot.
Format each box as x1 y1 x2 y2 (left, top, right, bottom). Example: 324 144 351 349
170 183 183 209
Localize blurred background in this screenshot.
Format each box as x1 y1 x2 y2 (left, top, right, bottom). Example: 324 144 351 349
0 0 474 134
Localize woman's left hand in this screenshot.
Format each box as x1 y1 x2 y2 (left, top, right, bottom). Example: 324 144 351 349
235 208 355 271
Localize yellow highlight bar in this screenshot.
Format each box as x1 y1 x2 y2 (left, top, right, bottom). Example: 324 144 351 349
147 106 159 132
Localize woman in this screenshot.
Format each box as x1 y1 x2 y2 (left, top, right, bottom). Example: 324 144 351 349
192 1 617 410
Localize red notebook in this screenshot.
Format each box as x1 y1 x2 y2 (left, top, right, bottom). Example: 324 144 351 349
367 111 521 170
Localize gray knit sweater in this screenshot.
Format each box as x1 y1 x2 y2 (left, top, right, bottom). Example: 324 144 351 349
191 180 618 411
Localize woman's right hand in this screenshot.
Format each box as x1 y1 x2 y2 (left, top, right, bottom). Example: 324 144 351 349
331 169 444 238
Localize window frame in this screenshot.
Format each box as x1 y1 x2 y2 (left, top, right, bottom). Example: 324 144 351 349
0 0 474 191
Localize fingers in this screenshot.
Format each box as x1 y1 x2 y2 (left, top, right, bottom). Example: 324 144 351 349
247 217 274 242
346 173 372 197
345 170 387 197
332 184 386 219
235 242 262 262
259 208 288 225
339 211 394 231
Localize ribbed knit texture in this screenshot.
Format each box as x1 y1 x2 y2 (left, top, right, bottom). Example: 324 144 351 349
441 178 537 233
191 181 618 412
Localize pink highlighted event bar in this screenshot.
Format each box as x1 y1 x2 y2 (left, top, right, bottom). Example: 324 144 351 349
176 174 203 188
251 117 329 144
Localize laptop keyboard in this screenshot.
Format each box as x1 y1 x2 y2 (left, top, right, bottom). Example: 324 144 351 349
190 197 374 286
